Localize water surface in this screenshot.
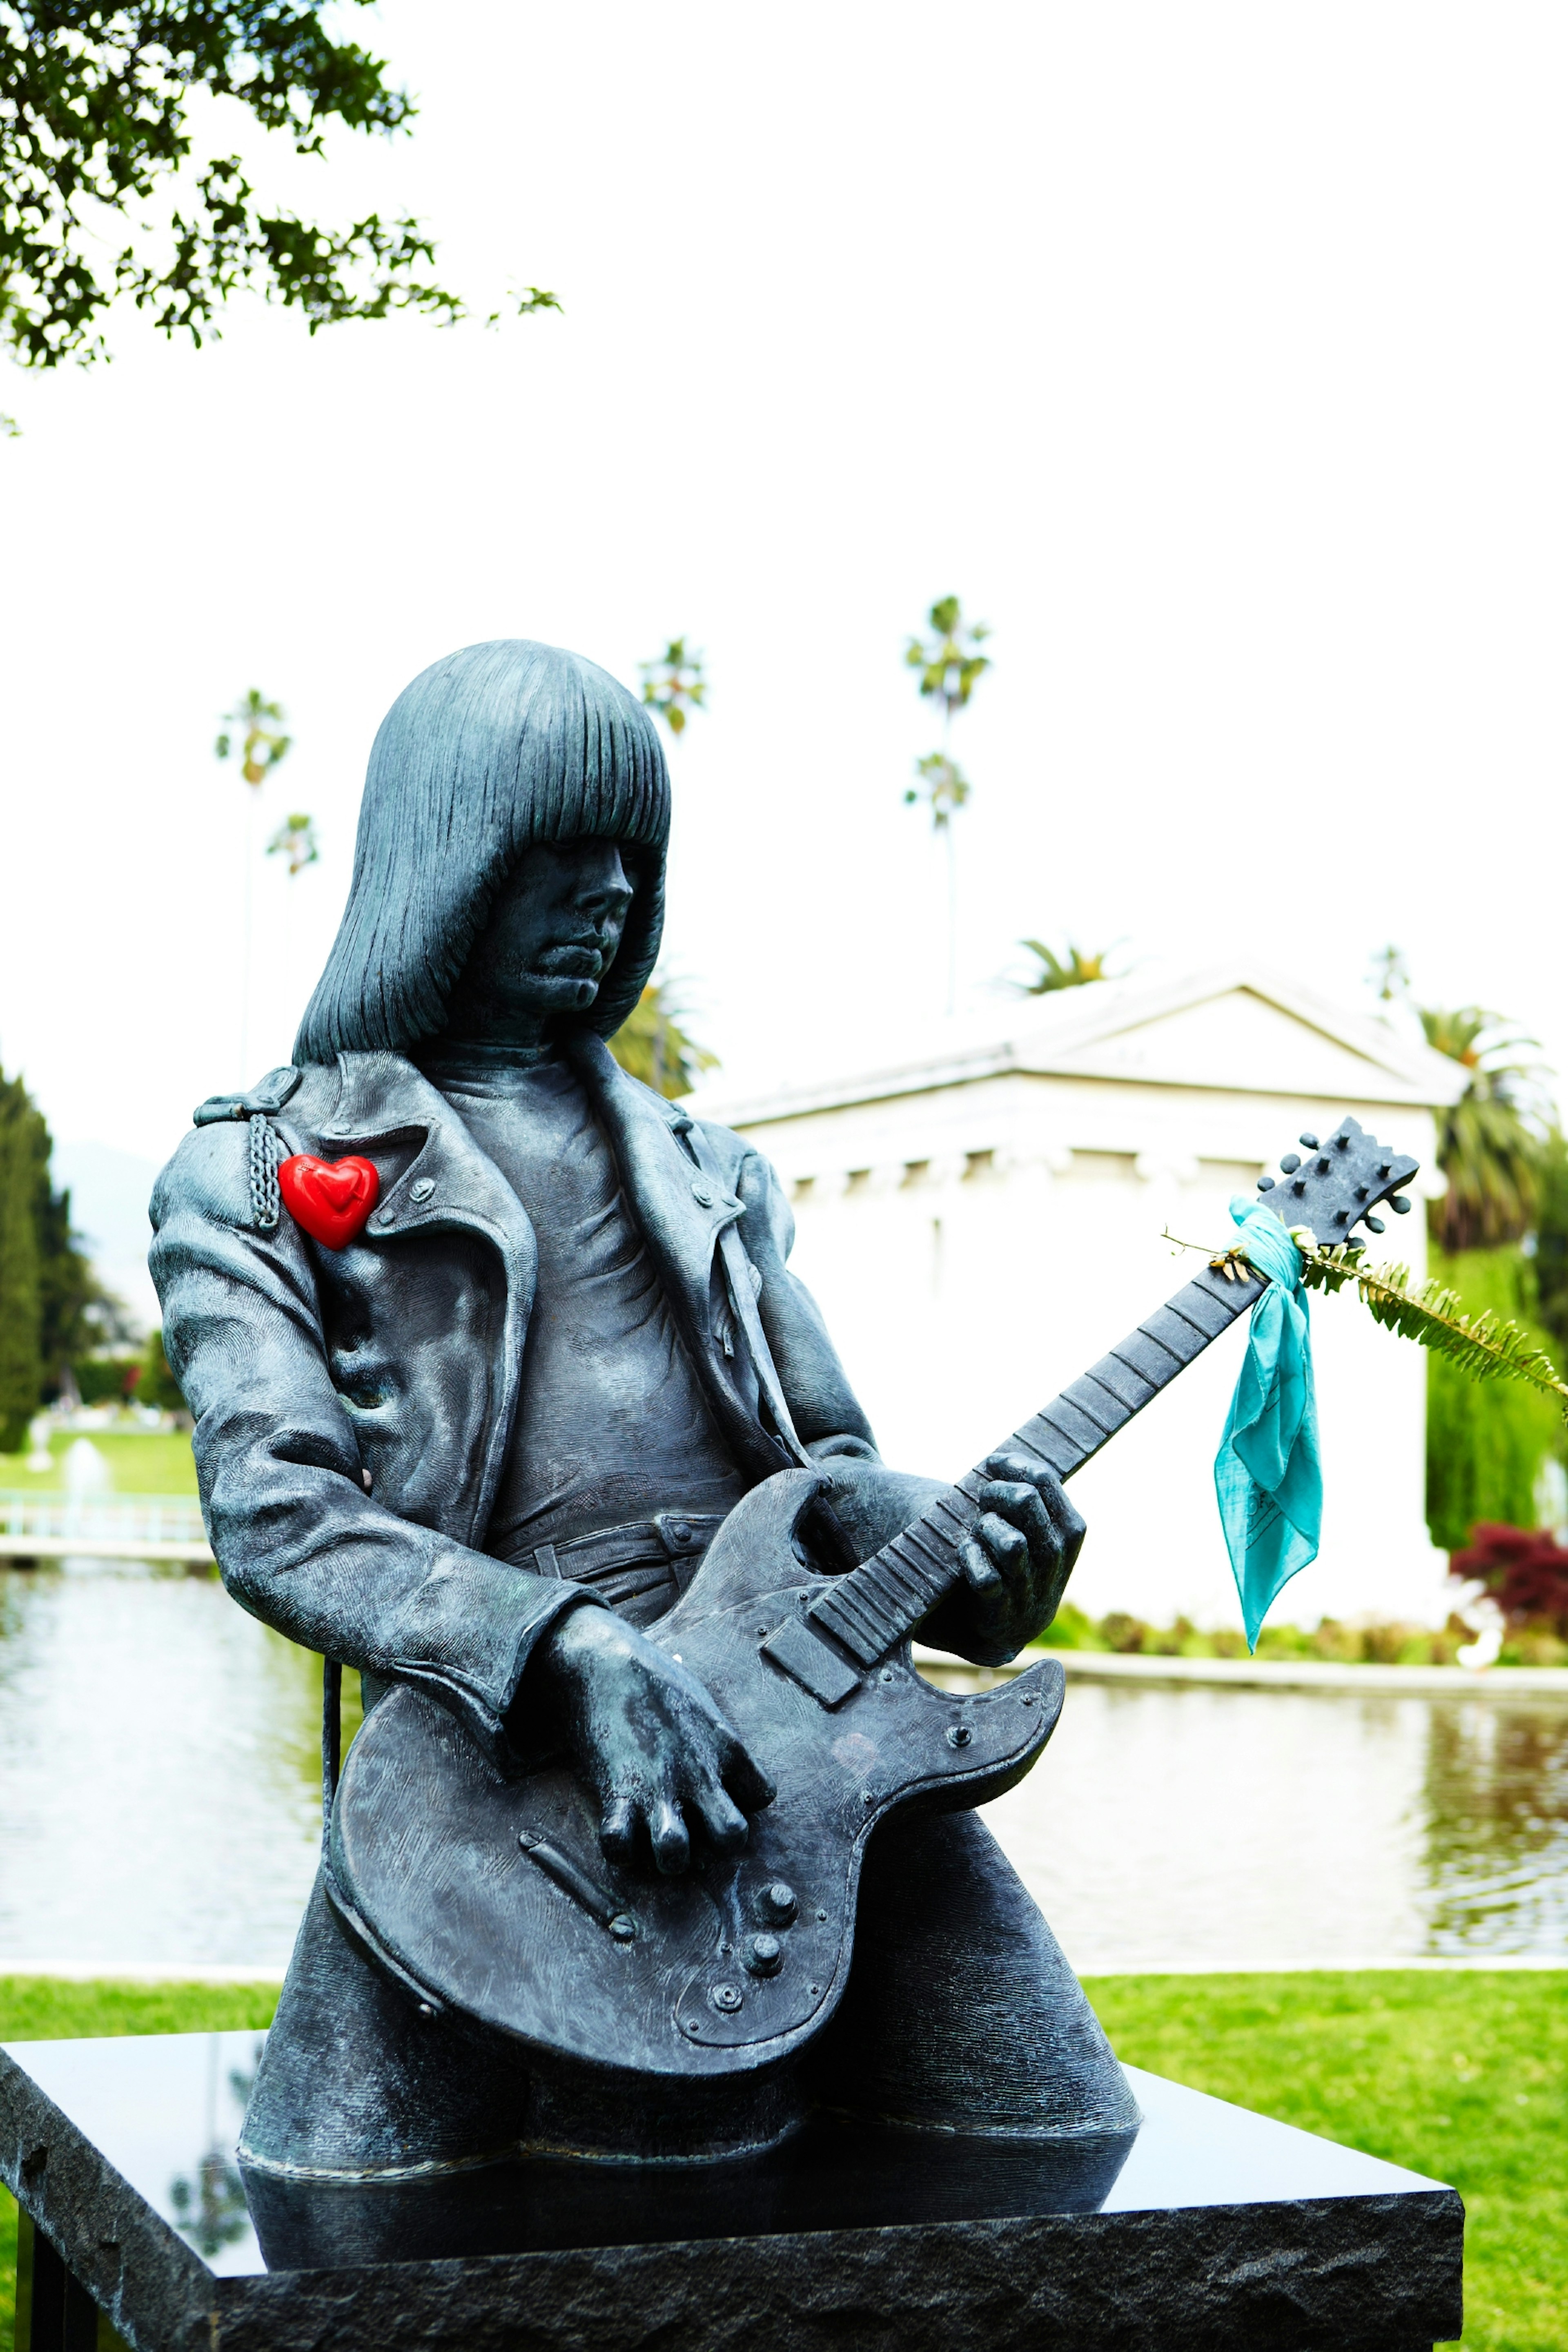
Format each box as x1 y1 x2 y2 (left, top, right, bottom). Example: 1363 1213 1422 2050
0 1563 1563 1971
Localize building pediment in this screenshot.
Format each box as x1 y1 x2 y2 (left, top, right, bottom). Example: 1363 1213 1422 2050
696 962 1465 1126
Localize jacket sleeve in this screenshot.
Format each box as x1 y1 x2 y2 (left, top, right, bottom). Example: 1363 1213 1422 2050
149 1123 595 1765
724 1139 880 1463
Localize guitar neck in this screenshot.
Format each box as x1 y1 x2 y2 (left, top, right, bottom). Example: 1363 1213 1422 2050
807 1260 1267 1668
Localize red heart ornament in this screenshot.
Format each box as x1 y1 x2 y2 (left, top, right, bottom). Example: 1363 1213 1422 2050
278 1153 381 1250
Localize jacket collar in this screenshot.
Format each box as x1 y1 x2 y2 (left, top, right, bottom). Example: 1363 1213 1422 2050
305 1044 746 1358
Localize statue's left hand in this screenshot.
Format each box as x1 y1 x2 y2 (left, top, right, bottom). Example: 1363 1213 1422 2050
920 1452 1086 1667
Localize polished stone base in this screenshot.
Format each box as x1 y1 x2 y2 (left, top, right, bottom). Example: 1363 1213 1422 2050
3 2030 1462 2351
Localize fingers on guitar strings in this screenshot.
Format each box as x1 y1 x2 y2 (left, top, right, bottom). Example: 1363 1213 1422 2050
985 1452 1087 1566
958 1531 1005 1595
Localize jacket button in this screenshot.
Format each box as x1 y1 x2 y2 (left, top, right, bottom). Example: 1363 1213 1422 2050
691 1180 716 1207
410 1178 435 1203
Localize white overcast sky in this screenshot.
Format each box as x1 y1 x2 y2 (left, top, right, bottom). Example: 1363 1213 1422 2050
2 2 1565 1192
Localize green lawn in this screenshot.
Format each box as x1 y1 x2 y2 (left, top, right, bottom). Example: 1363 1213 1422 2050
0 1971 1561 2351
1088 1971 1567 2352
0 1430 197 1496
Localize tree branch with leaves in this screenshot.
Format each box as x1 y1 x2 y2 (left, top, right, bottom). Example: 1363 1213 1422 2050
0 2 558 422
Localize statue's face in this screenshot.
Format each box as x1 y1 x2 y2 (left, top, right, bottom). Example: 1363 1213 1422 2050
450 837 634 1036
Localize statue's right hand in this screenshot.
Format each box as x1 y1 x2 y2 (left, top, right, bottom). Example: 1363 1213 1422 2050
532 1605 775 1876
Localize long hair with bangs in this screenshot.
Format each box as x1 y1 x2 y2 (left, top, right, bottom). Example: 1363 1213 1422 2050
294 641 669 1065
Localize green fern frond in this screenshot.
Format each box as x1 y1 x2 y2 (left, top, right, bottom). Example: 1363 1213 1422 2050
1296 1243 1568 1414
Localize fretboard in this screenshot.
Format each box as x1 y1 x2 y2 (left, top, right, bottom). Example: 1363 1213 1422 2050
806 1261 1267 1667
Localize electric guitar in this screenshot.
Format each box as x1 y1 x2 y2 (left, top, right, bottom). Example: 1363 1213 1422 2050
328 1117 1418 2077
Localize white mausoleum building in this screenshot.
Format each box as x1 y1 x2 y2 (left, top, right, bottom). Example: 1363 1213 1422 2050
697 966 1466 1632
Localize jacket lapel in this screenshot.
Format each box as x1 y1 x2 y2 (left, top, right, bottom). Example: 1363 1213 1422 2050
307 1052 539 1535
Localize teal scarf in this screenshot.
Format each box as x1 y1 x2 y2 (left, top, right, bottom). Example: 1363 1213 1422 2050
1213 1198 1323 1647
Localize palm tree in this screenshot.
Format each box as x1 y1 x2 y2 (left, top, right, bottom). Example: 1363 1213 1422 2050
266 813 321 876
1017 938 1123 996
639 639 708 736
611 981 719 1101
216 689 292 1082
1419 1006 1548 1251
904 595 991 1013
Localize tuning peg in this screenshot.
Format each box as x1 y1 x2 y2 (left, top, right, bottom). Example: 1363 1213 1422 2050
1257 1176 1276 1192
1334 1134 1350 1151
1377 1162 1391 1178
1315 1156 1330 1174
1365 1216 1385 1233
1390 1195 1412 1215
1298 1133 1319 1149
1290 1178 1306 1196
1332 1208 1349 1224
1354 1185 1369 1200
1279 1153 1301 1174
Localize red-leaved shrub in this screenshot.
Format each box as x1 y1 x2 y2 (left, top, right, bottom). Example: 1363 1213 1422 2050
1449 1522 1568 1633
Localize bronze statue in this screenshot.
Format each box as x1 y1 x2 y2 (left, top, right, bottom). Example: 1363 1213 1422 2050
152 639 1412 2226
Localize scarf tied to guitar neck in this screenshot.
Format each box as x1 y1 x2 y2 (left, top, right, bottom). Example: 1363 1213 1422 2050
1214 1197 1323 1649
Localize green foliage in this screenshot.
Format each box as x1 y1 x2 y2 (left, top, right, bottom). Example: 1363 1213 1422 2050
0 2 481 375
902 750 969 833
1037 1609 1482 1666
638 639 707 737
1017 938 1120 995
215 686 289 784
266 809 319 873
1412 1247 1565 1552
0 1086 41 1454
1088 1970 1568 2352
610 982 718 1102
1300 1242 1568 1412
139 1326 186 1412
904 595 991 718
1419 1006 1548 1251
71 1354 142 1405
1293 1235 1566 1550
1531 1127 1568 1367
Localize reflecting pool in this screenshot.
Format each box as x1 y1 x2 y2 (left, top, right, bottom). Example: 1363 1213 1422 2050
0 1562 1563 1972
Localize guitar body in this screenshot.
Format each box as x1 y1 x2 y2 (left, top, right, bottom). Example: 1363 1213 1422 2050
330 1469 1063 2079
333 1116 1423 2083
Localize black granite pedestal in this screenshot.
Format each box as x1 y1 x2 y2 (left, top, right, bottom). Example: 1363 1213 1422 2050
2 2030 1462 2352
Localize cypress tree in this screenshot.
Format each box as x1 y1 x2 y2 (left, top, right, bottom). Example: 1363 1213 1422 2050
0 1073 43 1454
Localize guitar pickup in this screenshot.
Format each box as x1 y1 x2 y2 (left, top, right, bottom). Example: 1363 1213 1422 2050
518 1829 637 1940
760 1616 860 1708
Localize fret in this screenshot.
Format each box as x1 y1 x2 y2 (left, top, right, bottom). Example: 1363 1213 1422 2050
802 1267 1264 1673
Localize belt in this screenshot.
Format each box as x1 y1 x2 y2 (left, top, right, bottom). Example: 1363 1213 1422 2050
529 1512 726 1607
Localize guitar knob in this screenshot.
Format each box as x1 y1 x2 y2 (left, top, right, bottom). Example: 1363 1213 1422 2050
747 1934 784 1977
759 1881 797 1923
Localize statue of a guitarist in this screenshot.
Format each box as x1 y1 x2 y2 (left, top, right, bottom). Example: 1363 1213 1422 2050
150 639 1138 2187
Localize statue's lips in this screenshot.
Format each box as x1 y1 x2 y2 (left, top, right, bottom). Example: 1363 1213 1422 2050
530 941 608 978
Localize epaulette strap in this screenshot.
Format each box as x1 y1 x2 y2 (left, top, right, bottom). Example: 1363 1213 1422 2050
248 1114 281 1233
193 1065 303 1128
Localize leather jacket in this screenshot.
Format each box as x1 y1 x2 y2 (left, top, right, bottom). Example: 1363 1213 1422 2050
149 1031 882 1764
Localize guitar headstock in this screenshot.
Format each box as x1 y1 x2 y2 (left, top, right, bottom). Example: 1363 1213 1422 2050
1255 1116 1419 1250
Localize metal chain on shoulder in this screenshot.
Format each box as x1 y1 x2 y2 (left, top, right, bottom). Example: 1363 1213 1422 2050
248 1111 281 1232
